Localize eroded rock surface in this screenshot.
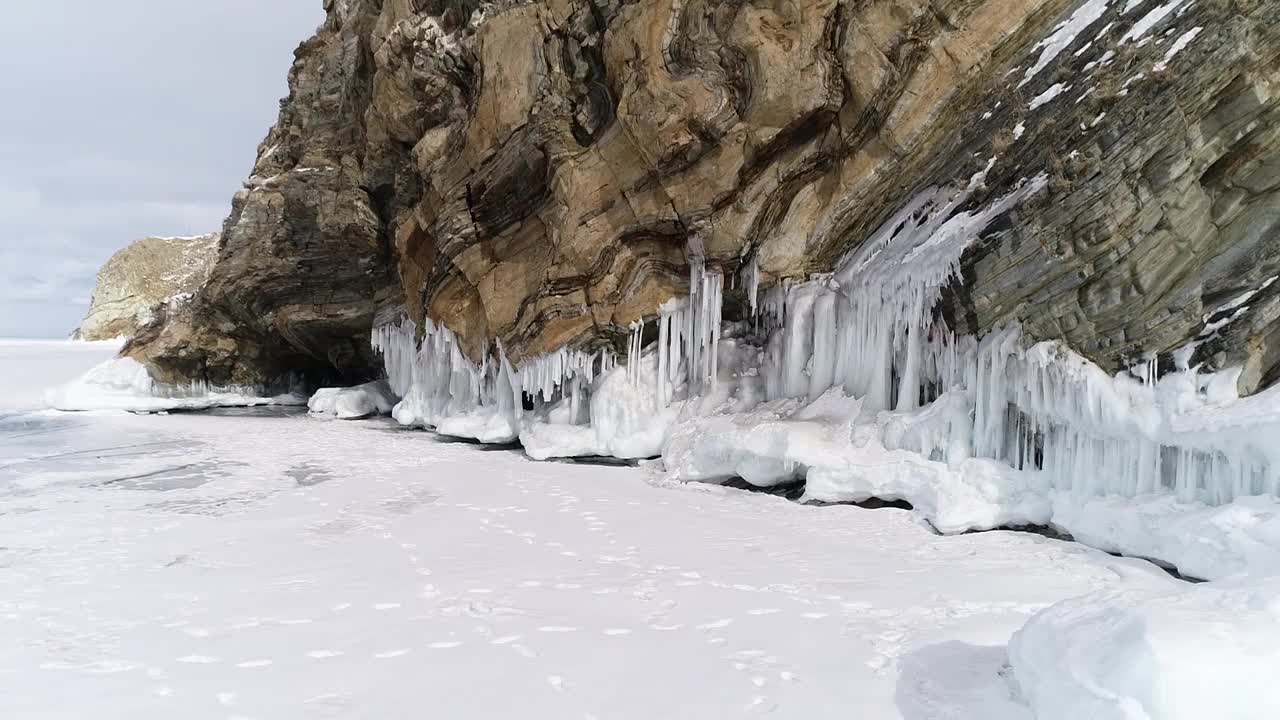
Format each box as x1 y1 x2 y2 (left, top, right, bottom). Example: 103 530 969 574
79 234 217 341
131 0 1280 394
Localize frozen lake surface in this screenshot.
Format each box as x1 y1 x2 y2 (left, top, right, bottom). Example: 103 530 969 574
0 341 1177 719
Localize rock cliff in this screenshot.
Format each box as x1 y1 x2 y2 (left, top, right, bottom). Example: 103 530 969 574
131 0 1280 395
79 234 217 341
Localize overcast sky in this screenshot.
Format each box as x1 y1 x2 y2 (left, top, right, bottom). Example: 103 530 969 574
0 1 323 338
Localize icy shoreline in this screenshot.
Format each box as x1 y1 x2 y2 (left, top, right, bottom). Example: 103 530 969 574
43 168 1280 580
5 386 1197 719
29 336 1280 718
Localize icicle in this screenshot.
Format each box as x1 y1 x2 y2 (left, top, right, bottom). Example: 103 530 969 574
808 289 836 400
656 312 669 407
626 320 645 388
695 270 723 393
740 253 760 317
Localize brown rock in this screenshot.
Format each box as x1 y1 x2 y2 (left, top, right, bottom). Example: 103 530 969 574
127 0 1280 398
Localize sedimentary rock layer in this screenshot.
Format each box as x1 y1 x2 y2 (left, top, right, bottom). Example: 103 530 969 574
131 0 1280 396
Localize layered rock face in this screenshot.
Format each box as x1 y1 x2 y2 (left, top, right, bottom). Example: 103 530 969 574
79 234 217 341
133 0 1280 394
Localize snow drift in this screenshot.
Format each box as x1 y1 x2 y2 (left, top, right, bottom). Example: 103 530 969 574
1010 576 1280 720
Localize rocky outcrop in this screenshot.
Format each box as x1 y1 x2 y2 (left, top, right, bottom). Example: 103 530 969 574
131 0 1280 396
79 234 217 341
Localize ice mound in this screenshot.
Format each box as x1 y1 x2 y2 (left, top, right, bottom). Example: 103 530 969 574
665 388 1054 532
520 421 602 460
47 356 305 412
307 380 397 420
434 408 521 444
1010 576 1280 720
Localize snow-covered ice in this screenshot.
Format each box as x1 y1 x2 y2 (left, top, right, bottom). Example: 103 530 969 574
1010 576 1280 720
0 340 1199 719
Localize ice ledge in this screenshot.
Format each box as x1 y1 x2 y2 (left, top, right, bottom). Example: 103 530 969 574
47 357 305 413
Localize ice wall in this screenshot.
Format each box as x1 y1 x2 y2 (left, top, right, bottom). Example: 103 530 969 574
667 170 1279 575
727 166 1280 514
954 329 1280 505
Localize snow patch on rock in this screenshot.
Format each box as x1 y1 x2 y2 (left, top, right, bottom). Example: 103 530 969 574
1019 0 1111 88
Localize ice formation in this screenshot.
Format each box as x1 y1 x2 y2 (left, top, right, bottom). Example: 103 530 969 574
524 350 675 461
1010 576 1280 720
47 356 305 413
369 160 1280 577
747 168 1045 417
371 316 615 445
373 317 521 443
626 233 729 406
307 380 397 420
668 171 1280 574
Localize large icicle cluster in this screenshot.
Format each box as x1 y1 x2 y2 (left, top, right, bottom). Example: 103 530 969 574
370 230 742 457
372 317 516 437
729 166 1280 512
664 167 1280 577
954 328 1280 504
628 235 727 407
371 316 615 443
750 167 1045 414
